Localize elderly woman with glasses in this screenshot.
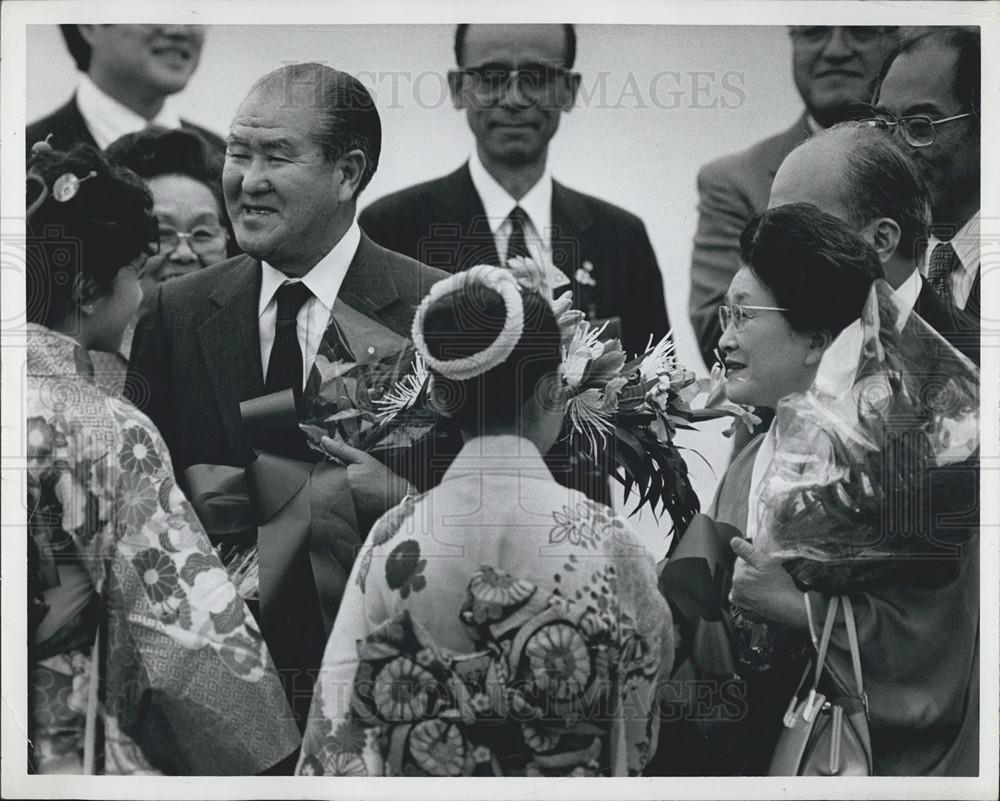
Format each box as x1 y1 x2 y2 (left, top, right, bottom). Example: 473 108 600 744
660 203 979 776
82 128 233 393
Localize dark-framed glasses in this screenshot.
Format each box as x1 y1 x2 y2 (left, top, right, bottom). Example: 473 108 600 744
789 26 892 49
861 113 974 147
718 303 790 331
155 226 227 256
457 62 574 99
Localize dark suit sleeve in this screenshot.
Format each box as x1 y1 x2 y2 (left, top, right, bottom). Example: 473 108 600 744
624 219 670 358
126 285 174 446
689 161 753 370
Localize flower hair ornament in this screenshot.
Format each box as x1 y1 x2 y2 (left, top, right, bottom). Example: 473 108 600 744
27 136 97 218
411 264 526 381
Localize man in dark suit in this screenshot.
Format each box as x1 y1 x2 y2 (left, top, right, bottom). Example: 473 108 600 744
127 63 445 737
768 122 979 364
689 26 902 371
871 28 981 320
360 24 669 360
26 25 223 155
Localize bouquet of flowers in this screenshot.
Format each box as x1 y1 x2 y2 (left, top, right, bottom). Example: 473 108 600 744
374 256 758 538
755 281 979 593
299 340 437 458
558 297 757 535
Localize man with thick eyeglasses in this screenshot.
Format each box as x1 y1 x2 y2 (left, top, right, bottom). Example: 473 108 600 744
359 24 669 362
688 25 902 457
869 27 981 318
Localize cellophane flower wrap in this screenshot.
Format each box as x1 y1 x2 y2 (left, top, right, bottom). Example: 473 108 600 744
755 280 979 593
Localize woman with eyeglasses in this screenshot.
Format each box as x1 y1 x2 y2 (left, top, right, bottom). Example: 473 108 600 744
662 203 978 776
84 128 233 393
26 143 299 774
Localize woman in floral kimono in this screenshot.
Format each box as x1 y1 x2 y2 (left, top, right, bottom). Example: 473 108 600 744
297 266 673 777
26 143 300 774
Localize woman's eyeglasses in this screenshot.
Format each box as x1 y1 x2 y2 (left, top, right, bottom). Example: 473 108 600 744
718 303 790 331
861 113 974 148
155 226 227 257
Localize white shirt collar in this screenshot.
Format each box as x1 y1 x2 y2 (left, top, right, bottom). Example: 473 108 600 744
467 150 552 239
75 74 183 149
258 221 362 317
893 267 922 322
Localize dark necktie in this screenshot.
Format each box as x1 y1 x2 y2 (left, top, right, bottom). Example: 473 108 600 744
264 281 313 396
928 241 959 308
505 206 531 264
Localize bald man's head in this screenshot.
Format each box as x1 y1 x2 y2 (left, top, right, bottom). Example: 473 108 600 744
770 123 931 274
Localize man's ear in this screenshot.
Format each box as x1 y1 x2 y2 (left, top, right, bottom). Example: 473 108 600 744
447 70 467 109
335 150 367 202
859 217 901 265
804 329 832 366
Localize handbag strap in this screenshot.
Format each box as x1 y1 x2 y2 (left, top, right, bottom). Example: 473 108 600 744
811 595 840 691
841 595 865 700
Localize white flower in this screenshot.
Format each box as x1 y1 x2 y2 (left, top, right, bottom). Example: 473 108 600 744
507 255 551 298
567 388 616 456
638 333 676 381
561 322 606 389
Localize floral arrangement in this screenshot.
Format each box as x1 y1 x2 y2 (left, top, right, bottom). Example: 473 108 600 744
373 256 758 537
550 265 757 533
299 342 437 457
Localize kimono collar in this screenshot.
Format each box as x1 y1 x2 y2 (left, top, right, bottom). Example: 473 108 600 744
26 323 95 380
440 434 552 483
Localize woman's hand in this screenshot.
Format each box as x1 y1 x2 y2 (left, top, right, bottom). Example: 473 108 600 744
729 537 808 630
321 437 413 521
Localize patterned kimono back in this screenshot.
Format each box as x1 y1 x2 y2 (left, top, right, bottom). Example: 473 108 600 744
299 435 673 777
26 326 299 774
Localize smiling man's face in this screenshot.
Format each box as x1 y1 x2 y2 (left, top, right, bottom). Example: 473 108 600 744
455 24 576 170
790 26 897 127
82 25 205 97
223 85 346 275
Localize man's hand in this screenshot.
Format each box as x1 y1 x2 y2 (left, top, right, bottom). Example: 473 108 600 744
321 437 413 523
730 537 808 630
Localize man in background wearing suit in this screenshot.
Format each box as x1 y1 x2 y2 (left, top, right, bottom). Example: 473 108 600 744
871 28 981 320
689 26 902 371
360 23 669 359
127 63 445 734
768 122 979 365
26 25 223 154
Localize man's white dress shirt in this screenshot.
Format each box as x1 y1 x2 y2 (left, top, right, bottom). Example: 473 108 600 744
75 75 183 149
467 151 570 289
258 222 361 389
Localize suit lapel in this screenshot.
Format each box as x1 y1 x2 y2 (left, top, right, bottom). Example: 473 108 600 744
551 182 596 282
766 113 812 181
197 257 265 453
432 164 500 268
966 267 981 318
336 232 400 319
